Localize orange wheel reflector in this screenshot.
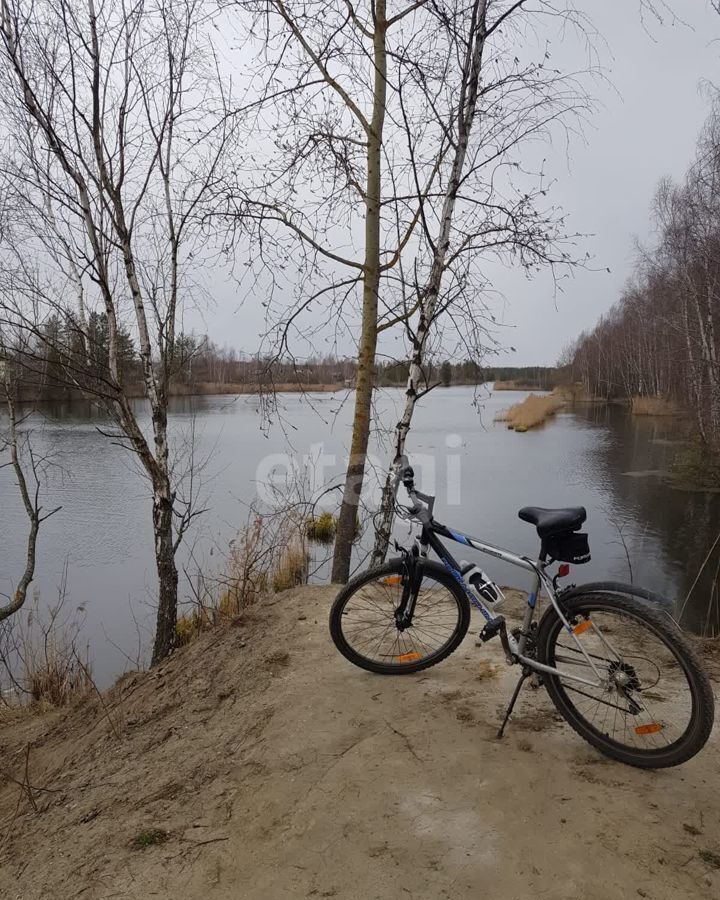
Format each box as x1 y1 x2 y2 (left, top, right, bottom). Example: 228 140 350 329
395 652 422 663
634 723 664 735
573 619 593 635
381 575 403 586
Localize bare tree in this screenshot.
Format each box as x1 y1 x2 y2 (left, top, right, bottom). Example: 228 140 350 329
0 366 61 624
370 0 591 562
223 0 429 582
222 1 588 579
0 0 238 662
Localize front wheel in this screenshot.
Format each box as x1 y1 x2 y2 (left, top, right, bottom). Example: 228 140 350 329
537 592 714 768
330 559 471 674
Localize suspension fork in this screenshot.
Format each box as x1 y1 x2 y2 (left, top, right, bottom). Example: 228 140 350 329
396 534 428 628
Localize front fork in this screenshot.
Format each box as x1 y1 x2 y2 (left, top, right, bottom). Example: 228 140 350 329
395 540 426 629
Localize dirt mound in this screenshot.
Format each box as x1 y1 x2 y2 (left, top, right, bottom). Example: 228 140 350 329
0 586 718 899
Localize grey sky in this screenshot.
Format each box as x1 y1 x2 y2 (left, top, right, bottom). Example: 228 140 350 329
494 0 720 366
191 1 720 367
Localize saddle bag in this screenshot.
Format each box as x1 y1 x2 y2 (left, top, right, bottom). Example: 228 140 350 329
543 531 591 564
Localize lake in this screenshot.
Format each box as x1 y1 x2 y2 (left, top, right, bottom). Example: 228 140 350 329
1 386 718 686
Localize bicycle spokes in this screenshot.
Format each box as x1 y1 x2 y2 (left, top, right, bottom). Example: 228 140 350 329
336 568 464 670
549 609 694 752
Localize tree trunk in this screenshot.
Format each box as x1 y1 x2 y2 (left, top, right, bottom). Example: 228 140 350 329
370 358 423 565
331 4 387 583
370 0 488 566
0 389 41 622
150 481 179 665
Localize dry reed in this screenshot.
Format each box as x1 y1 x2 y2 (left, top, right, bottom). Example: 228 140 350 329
306 511 337 544
631 396 681 416
495 392 565 431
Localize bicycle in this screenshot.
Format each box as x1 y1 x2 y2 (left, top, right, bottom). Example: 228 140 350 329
329 456 715 768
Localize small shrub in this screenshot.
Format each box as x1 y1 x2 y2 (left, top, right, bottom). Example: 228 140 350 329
11 595 94 708
176 513 312 636
306 511 337 544
175 612 202 647
131 828 169 850
28 657 92 707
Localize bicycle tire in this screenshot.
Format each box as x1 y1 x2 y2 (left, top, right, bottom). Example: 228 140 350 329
330 559 471 675
537 591 714 768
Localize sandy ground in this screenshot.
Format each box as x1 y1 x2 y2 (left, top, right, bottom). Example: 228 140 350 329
0 585 718 900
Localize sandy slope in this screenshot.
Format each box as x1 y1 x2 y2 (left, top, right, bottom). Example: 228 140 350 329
0 586 718 900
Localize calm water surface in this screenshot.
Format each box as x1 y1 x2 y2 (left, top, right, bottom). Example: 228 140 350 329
1 387 718 685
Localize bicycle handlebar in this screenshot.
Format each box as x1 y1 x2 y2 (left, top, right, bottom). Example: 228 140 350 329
391 454 434 523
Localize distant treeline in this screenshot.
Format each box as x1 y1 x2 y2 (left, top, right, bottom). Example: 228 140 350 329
1 320 360 400
1 319 562 400
568 103 720 446
477 366 565 389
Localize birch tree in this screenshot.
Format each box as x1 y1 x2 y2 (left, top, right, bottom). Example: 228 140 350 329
224 0 433 583
0 0 237 662
371 0 578 563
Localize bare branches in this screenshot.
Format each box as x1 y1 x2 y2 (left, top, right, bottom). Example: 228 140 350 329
264 0 371 132
387 1 429 28
0 382 60 624
369 0 593 563
0 0 241 663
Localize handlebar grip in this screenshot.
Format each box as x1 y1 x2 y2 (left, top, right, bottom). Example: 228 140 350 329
401 465 415 485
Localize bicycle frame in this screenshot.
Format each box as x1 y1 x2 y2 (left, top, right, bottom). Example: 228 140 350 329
410 518 607 688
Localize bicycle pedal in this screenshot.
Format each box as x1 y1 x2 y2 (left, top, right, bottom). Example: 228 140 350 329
479 616 506 643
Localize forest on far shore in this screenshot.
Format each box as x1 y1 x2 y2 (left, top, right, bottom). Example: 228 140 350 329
568 102 720 448
1 321 563 400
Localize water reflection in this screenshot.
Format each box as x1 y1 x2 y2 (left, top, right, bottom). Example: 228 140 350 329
569 403 720 635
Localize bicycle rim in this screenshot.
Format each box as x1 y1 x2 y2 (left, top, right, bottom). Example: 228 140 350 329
541 597 706 761
335 564 465 671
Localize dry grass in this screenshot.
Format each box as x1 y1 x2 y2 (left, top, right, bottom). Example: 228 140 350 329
631 395 682 416
492 380 542 391
495 392 565 431
27 652 92 707
0 591 94 709
217 517 274 616
175 611 203 647
176 514 313 646
272 541 310 592
552 383 596 402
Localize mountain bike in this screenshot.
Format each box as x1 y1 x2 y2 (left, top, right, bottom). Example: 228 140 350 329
329 456 715 768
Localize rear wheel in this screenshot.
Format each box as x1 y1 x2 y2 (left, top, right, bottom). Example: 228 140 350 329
537 592 714 768
330 559 470 674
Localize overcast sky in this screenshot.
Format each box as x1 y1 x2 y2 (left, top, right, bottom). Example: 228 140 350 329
192 1 720 367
